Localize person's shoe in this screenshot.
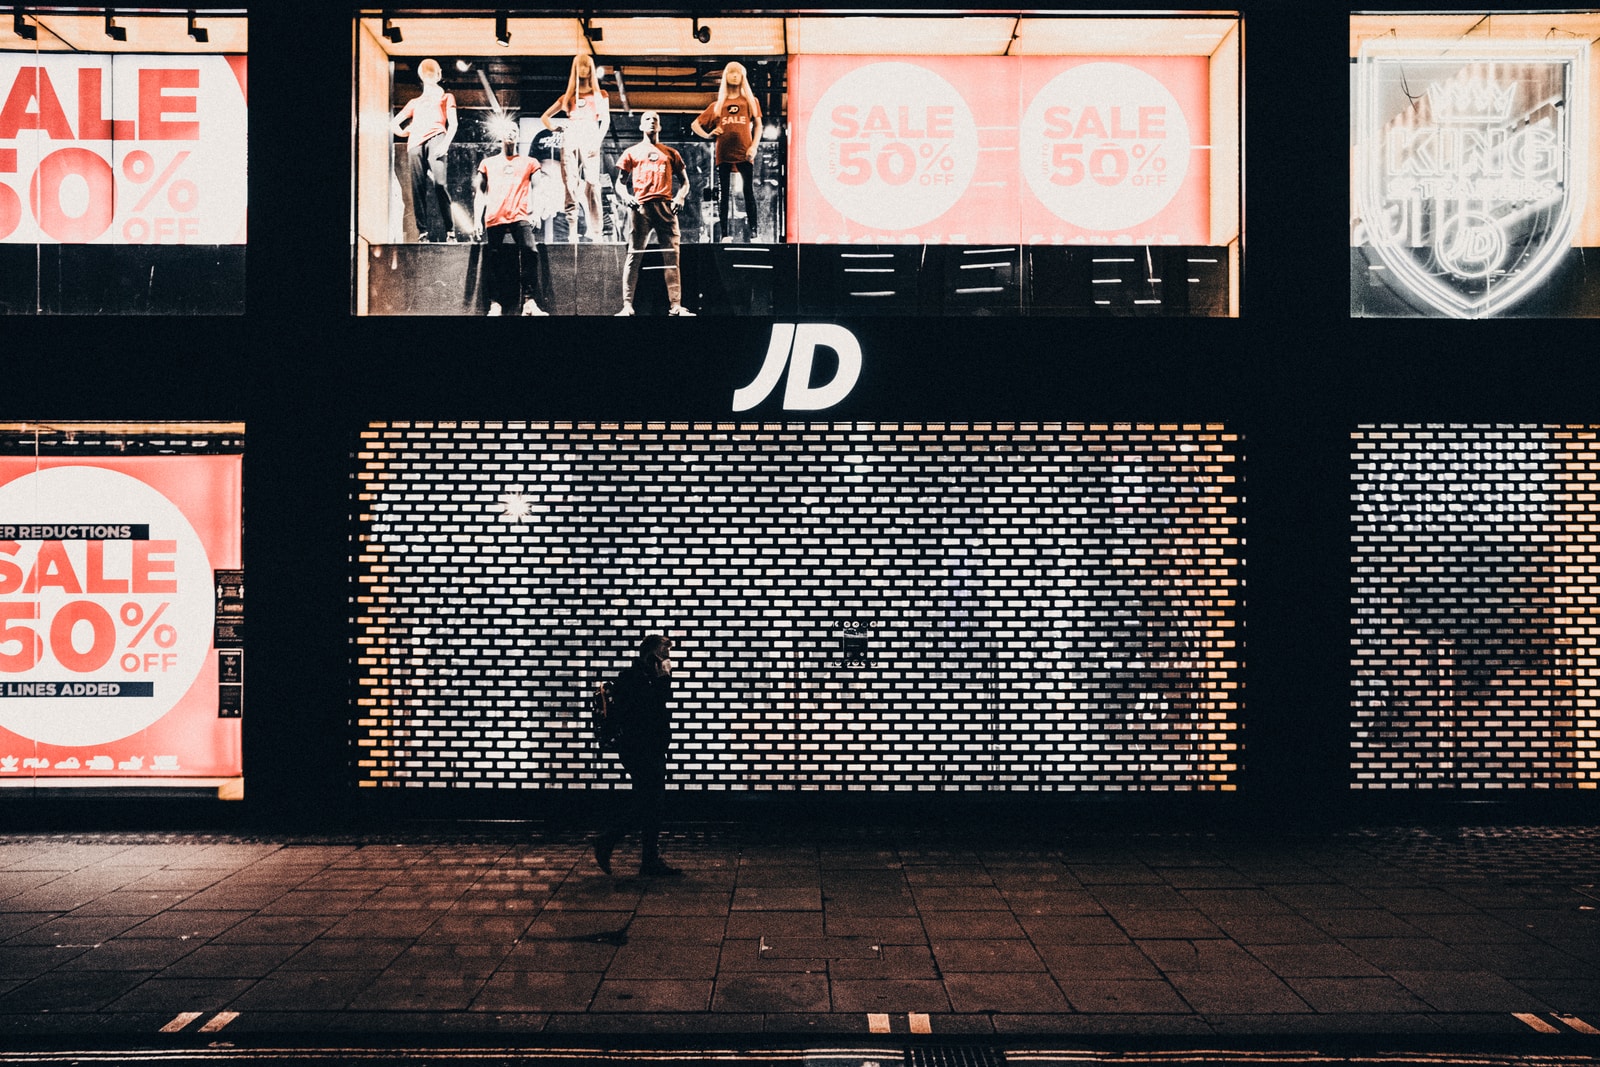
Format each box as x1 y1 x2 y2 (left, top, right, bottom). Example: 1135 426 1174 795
522 299 549 316
614 304 635 316
487 302 503 316
640 859 683 877
667 305 696 317
593 837 614 875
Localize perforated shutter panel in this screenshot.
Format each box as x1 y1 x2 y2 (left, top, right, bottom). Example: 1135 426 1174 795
1352 425 1600 789
351 421 1244 792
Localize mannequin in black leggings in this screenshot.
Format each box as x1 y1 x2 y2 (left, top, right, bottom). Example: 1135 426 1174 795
691 62 763 242
390 59 458 242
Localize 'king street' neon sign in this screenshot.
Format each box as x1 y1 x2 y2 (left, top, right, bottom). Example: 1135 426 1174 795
1355 39 1588 318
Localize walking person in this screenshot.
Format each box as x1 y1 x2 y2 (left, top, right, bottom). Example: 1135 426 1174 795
594 634 683 877
612 112 694 316
691 61 762 242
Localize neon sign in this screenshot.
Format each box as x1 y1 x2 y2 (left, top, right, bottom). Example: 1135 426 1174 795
1355 40 1588 318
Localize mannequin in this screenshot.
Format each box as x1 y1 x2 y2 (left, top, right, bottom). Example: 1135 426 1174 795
691 62 762 242
541 53 611 242
390 58 459 242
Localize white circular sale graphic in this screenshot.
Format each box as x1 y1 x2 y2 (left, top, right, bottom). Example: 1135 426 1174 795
0 467 213 747
1020 63 1191 231
806 62 979 232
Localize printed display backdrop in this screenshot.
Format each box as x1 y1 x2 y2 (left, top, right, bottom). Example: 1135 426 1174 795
791 55 1210 245
0 456 241 779
0 54 248 244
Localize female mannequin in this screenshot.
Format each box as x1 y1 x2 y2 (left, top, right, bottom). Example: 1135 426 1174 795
390 58 459 241
541 54 611 241
691 61 763 242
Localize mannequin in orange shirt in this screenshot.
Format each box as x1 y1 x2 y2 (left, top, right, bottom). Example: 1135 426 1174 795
691 62 763 242
390 58 460 242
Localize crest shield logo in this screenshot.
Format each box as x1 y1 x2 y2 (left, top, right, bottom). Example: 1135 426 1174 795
1356 39 1588 318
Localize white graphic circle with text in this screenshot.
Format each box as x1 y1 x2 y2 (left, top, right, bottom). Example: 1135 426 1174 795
1437 210 1508 280
0 467 213 746
1020 63 1191 231
806 62 978 231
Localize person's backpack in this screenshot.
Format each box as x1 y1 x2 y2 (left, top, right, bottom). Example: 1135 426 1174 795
589 680 621 751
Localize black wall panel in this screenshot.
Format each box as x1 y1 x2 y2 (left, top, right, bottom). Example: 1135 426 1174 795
2 1 1595 823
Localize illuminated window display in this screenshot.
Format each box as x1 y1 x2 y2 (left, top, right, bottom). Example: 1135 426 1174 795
1351 13 1600 317
0 424 243 797
350 422 1243 792
0 9 247 314
1352 426 1600 788
352 11 1242 317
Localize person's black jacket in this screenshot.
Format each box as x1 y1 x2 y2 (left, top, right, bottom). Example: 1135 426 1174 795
609 661 672 756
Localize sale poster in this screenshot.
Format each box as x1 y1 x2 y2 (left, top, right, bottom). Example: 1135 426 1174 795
790 54 1210 245
0 456 242 780
0 53 247 245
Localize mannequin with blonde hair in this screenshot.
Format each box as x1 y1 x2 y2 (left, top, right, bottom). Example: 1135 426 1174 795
691 61 763 241
541 53 610 241
390 58 459 241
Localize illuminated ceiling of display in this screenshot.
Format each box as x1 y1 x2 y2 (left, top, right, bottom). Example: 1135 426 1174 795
0 422 246 436
1349 12 1600 57
356 14 1240 59
0 12 247 52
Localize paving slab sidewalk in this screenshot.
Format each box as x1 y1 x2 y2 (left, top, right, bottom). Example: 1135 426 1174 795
0 824 1597 1040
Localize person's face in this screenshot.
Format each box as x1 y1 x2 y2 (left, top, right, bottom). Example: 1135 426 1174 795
576 58 594 85
640 112 660 138
724 67 743 88
501 132 518 154
650 647 672 677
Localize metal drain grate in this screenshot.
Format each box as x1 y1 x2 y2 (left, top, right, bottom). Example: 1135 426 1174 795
909 1047 1005 1067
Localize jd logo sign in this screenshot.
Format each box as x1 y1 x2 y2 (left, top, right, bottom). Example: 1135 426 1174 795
1355 39 1588 318
733 323 862 412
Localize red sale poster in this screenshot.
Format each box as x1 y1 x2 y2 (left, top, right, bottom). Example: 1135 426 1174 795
0 54 248 244
790 54 1210 245
0 456 242 781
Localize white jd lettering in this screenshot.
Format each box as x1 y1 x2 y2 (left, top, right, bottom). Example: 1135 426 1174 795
733 323 863 412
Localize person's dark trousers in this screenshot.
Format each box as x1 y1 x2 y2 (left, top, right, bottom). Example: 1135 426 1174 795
485 220 538 311
599 747 666 863
407 134 453 241
717 160 756 240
